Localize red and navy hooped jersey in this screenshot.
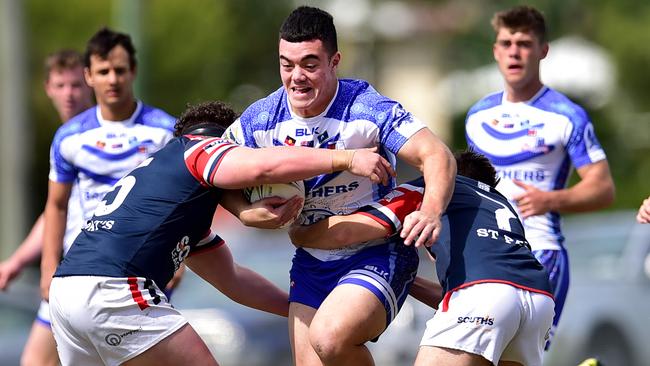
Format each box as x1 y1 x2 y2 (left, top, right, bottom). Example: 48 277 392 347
358 175 552 300
54 135 237 289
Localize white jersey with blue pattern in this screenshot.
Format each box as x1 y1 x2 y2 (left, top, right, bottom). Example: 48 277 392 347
465 86 607 250
49 101 175 252
228 79 426 261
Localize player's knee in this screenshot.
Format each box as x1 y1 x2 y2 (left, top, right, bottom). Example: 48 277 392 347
308 322 346 361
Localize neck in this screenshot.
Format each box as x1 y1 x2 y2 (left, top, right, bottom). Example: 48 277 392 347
99 99 137 121
505 79 544 103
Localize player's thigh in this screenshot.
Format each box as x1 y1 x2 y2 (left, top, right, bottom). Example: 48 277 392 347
289 302 322 366
414 345 492 366
123 324 217 366
310 283 386 345
21 321 58 366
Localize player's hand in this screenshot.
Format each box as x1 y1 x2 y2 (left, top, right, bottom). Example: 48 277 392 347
0 259 22 291
164 263 185 299
239 196 304 229
637 196 650 224
400 210 442 247
348 148 396 185
512 180 553 219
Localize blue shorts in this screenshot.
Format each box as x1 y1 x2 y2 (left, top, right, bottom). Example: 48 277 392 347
289 242 419 328
533 247 569 349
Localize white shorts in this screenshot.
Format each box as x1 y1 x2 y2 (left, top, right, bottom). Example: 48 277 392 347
36 300 51 326
419 283 554 366
49 276 187 366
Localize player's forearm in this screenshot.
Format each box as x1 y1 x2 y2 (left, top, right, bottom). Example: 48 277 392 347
548 174 615 213
409 276 443 309
290 215 388 249
225 147 355 187
227 265 289 317
419 146 456 217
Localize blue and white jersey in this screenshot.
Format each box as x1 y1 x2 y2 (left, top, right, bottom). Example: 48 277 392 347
228 79 426 261
49 101 175 247
358 175 552 304
55 135 236 289
465 87 607 250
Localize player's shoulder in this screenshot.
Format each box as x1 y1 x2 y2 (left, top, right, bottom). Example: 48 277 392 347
467 91 504 117
533 87 590 124
239 86 291 126
137 103 176 131
335 78 402 122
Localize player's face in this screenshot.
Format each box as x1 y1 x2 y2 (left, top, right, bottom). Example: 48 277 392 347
493 28 548 92
84 45 136 112
45 66 93 122
279 39 340 118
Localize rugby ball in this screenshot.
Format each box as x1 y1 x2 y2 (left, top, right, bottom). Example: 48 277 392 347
244 181 306 227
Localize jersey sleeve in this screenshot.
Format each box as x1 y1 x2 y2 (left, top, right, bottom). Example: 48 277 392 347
48 129 77 183
188 229 225 257
356 181 424 234
183 136 239 187
564 113 607 168
377 100 427 154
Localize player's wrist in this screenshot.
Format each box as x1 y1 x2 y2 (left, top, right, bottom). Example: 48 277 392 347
331 150 356 172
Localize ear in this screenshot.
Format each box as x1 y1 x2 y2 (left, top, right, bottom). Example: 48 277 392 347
330 52 341 69
84 67 93 87
44 80 53 98
540 42 549 59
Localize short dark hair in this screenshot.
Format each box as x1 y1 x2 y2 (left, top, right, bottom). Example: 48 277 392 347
279 6 338 56
491 5 547 43
44 49 84 81
84 26 137 69
455 150 500 188
173 101 238 137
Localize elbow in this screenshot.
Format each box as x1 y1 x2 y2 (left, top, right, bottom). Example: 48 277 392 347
329 226 357 248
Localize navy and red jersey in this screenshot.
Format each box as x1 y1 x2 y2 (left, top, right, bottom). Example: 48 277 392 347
358 175 553 302
54 135 237 289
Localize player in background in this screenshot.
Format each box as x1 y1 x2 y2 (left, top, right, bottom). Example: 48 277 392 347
464 5 614 349
40 27 179 304
224 6 456 365
0 49 93 366
637 195 650 223
289 151 555 366
48 100 394 366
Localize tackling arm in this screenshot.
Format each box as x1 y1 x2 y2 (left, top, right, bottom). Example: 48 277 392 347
289 214 390 249
185 244 289 317
397 128 456 247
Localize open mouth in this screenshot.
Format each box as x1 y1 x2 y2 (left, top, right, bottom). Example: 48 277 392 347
291 86 312 95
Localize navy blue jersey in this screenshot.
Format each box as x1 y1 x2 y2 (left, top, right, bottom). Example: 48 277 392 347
55 135 237 289
358 175 552 303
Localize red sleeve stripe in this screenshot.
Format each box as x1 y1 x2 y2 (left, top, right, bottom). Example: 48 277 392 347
370 185 424 231
357 211 396 236
204 145 237 185
196 229 217 247
183 137 237 186
184 138 221 185
188 239 225 257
